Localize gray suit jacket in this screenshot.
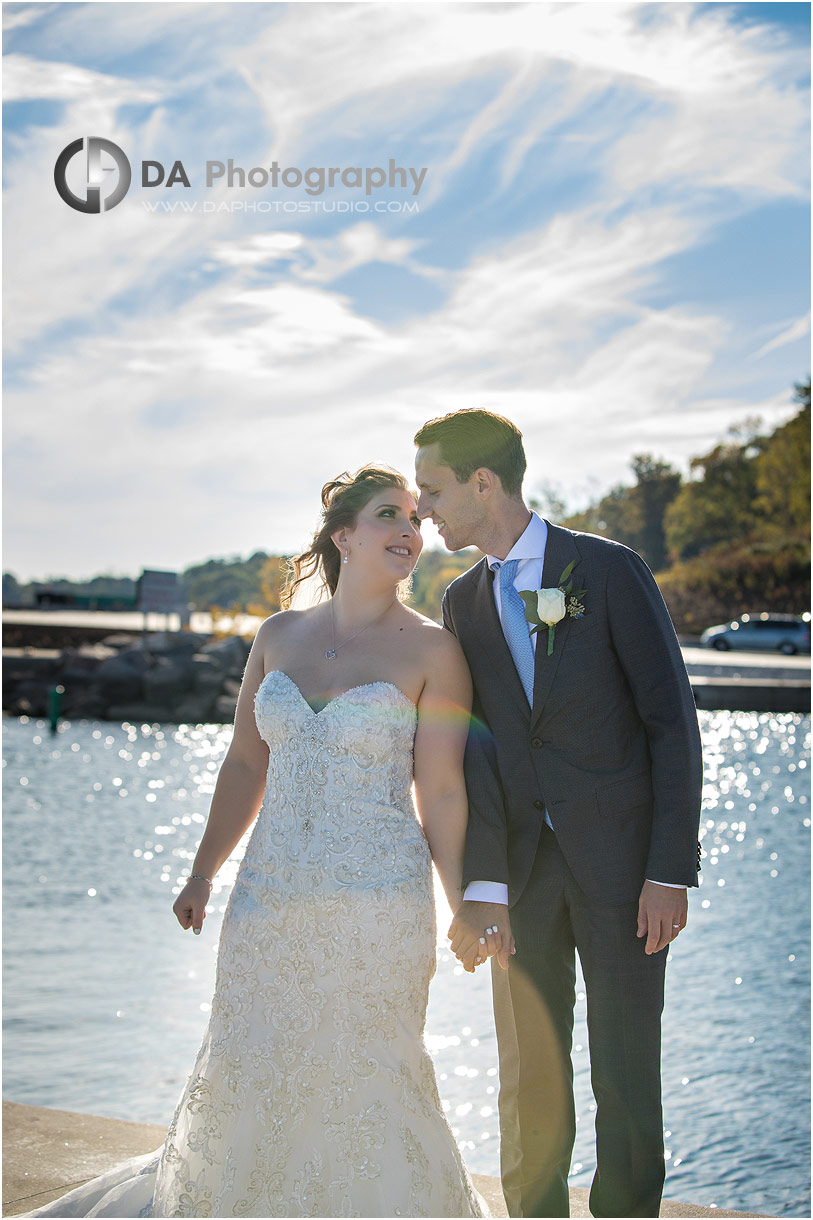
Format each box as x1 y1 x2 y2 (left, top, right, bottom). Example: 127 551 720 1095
442 522 703 906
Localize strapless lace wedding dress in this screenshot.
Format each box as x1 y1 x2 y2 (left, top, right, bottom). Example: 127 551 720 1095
29 670 486 1218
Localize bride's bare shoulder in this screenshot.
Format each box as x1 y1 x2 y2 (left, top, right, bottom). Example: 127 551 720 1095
399 606 468 664
254 607 320 650
397 604 441 633
254 608 297 640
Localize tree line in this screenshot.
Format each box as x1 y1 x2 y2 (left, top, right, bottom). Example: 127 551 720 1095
554 378 809 632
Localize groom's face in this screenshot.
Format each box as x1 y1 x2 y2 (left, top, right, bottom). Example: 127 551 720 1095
415 443 484 551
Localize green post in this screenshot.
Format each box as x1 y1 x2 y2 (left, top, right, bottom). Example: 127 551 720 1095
48 684 65 735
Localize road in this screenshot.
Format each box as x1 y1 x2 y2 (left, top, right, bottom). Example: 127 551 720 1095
2 608 263 635
681 646 809 682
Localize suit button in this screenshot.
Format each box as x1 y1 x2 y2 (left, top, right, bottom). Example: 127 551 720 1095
533 800 545 811
531 737 543 748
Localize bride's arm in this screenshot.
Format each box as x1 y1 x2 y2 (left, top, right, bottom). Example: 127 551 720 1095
172 621 272 933
412 629 474 917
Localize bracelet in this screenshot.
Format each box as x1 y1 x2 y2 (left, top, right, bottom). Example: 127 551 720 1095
188 874 213 889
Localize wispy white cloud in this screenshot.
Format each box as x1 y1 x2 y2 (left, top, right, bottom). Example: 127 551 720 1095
2 4 50 34
207 223 423 284
2 52 160 103
296 223 423 285
207 231 304 268
751 312 811 360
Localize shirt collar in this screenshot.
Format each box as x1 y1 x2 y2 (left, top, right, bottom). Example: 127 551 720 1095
487 512 548 570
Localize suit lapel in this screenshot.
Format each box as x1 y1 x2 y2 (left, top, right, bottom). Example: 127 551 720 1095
468 558 531 719
530 524 583 730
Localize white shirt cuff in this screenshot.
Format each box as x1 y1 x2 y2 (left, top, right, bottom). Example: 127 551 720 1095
463 880 682 903
463 881 509 905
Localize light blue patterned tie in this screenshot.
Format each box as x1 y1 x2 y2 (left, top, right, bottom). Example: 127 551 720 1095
497 559 535 706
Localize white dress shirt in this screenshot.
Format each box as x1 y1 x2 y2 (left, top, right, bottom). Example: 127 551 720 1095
462 512 683 906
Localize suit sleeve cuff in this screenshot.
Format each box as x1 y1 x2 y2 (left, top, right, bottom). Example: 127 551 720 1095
647 879 687 889
463 881 509 904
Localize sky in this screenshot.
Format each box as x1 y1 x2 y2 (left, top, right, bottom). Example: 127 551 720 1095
3 0 810 582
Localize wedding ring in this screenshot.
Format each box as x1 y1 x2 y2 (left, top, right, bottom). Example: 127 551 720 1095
672 923 681 929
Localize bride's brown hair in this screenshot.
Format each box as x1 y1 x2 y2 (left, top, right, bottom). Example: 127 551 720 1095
281 465 414 610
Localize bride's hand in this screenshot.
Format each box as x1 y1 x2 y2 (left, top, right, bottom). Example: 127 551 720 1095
173 877 211 934
448 900 515 972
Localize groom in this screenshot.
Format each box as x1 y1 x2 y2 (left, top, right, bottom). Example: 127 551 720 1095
414 410 702 1219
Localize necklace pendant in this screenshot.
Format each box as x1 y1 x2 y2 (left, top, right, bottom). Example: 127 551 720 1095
324 648 337 661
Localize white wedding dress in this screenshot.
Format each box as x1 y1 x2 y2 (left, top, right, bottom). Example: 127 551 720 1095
29 670 486 1218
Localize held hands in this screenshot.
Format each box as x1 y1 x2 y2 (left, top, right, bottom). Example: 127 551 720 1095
637 880 688 954
448 901 515 973
173 876 212 935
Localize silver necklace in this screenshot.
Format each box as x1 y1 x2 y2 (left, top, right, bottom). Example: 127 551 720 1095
325 598 396 661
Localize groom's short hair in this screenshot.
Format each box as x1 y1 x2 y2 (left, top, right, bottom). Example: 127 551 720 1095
414 409 526 498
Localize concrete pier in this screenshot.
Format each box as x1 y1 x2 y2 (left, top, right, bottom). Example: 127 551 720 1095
2 1102 770 1218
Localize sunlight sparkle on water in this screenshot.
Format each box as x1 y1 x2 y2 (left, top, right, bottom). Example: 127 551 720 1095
3 710 809 1215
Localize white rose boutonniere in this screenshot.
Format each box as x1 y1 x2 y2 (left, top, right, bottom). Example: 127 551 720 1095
519 561 586 656
535 587 566 625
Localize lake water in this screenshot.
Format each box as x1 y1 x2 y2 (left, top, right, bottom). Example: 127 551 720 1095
3 711 809 1218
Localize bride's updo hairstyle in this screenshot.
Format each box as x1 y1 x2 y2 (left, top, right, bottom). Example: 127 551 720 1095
281 465 413 610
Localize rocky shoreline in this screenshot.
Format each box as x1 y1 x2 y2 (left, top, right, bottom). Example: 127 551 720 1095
2 632 250 724
3 631 809 723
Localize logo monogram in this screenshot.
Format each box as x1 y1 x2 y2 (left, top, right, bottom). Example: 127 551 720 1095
54 138 131 213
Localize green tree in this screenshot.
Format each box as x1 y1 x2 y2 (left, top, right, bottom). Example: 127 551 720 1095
181 551 270 610
563 483 637 546
564 455 681 571
2 572 26 606
629 455 682 571
528 483 568 524
247 556 287 618
664 442 760 561
656 537 810 635
752 381 810 536
407 549 477 621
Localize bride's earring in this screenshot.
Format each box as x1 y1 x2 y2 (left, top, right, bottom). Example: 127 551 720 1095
343 549 349 564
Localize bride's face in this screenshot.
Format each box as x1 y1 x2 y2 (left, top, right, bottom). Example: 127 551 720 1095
340 488 423 579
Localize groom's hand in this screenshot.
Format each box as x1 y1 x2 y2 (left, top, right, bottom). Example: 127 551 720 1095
637 880 688 954
448 901 514 972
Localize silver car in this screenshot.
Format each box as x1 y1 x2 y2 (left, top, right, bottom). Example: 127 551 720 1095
700 614 811 655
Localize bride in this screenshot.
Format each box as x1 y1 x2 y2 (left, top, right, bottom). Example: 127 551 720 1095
30 465 498 1218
